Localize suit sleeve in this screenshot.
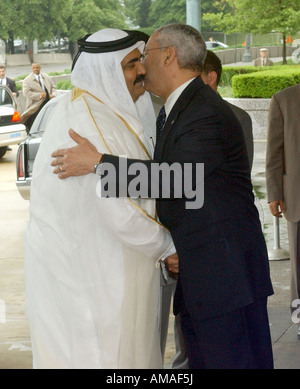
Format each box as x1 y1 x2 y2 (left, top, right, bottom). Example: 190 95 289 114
102 110 227 199
22 79 42 102
8 79 19 97
266 95 284 202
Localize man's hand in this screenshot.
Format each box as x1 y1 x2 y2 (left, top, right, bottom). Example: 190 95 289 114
51 129 103 179
269 200 285 218
165 253 179 274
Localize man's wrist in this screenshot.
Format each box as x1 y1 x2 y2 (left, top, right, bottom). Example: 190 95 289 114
94 154 104 174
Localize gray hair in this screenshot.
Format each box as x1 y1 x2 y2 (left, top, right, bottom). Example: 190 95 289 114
154 23 207 72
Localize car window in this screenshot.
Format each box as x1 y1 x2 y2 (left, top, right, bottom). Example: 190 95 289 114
0 86 13 106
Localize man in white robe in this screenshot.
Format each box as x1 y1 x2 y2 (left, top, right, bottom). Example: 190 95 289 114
24 29 174 369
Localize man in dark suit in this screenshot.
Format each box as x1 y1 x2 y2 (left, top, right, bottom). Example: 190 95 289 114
0 65 19 97
51 24 274 369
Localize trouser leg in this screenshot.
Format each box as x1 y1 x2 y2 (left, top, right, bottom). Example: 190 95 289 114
287 221 300 313
180 298 273 369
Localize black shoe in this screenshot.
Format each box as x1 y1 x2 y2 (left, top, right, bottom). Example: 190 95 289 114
7 147 12 151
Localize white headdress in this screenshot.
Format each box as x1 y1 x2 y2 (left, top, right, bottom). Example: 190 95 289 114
71 28 155 152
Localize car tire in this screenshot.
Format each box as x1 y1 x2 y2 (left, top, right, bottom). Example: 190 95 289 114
0 146 8 158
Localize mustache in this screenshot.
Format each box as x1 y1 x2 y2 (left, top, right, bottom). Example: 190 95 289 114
134 75 145 85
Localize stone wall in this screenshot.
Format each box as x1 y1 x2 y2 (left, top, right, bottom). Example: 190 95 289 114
6 53 72 67
215 45 294 65
224 98 271 139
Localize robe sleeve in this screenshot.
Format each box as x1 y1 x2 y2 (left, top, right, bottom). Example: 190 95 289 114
95 190 174 263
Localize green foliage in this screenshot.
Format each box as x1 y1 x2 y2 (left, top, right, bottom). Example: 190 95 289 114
124 0 152 28
232 66 300 98
221 66 261 86
56 80 74 90
148 0 186 28
48 69 71 76
123 0 226 31
14 0 72 41
203 0 300 35
0 0 126 51
67 0 126 43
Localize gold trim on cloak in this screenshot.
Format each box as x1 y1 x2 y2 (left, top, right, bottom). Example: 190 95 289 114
72 88 163 227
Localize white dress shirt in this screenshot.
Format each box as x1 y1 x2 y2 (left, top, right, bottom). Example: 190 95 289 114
165 77 196 119
34 74 45 90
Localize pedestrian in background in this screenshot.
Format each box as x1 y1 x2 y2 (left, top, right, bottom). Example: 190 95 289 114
21 62 56 130
266 82 300 340
253 48 273 67
0 65 19 97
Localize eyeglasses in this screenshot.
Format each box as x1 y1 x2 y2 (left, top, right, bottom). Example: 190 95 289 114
140 47 170 63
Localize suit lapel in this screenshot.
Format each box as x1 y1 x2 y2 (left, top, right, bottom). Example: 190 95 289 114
154 77 205 160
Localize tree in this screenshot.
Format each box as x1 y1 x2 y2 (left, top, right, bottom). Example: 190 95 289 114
0 0 127 59
123 0 152 27
203 0 300 64
123 0 229 33
1 0 73 58
66 0 126 58
0 0 18 53
148 0 186 29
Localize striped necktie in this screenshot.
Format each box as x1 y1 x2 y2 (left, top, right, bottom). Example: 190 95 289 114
38 75 43 89
156 106 166 142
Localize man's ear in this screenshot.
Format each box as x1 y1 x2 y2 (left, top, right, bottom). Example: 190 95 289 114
209 70 218 86
164 46 176 65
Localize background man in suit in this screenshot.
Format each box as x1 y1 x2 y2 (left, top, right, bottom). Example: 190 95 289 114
21 62 56 130
0 65 19 97
51 23 274 369
253 48 273 67
201 50 254 169
266 83 300 340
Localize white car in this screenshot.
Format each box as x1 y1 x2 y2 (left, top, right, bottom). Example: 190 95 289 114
0 85 27 159
205 41 229 49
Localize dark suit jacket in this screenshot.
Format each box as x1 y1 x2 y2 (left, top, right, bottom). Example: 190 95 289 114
227 102 253 170
6 77 19 97
103 77 273 322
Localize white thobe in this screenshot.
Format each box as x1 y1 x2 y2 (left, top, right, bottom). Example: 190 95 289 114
25 89 173 369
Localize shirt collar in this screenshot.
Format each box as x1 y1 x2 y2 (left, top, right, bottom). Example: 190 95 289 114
165 78 196 118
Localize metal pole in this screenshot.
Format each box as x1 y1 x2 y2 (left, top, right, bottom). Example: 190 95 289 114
268 216 290 261
186 0 201 31
242 32 252 62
